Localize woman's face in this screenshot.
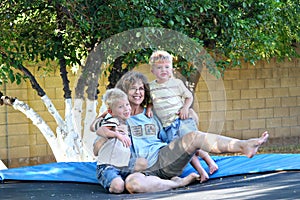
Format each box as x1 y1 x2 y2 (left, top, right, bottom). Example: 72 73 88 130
127 80 145 107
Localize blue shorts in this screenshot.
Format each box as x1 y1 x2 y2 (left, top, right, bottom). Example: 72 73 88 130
96 164 130 192
164 118 198 143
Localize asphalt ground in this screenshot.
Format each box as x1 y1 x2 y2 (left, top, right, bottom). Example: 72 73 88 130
1 170 299 200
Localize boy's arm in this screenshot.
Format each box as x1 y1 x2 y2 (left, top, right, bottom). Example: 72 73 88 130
176 78 194 119
179 96 193 119
96 126 118 138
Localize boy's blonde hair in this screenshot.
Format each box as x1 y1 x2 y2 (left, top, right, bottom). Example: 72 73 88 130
103 88 128 109
149 50 173 67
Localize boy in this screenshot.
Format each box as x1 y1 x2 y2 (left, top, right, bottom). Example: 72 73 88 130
91 88 131 167
90 88 146 193
149 50 218 183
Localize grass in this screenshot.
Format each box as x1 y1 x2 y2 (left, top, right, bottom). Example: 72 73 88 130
259 144 300 154
216 144 300 157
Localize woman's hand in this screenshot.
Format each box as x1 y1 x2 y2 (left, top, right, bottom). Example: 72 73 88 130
145 103 153 118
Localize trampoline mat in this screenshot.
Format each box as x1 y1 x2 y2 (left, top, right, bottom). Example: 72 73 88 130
1 171 299 200
1 154 300 199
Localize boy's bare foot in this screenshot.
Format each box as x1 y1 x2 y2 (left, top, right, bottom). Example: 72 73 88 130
202 156 218 175
208 162 219 175
171 173 200 187
198 170 209 183
243 131 269 158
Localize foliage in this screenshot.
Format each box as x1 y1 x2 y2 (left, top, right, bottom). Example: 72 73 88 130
0 0 299 86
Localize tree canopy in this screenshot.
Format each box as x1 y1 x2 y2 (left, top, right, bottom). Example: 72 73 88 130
1 0 299 88
0 0 299 162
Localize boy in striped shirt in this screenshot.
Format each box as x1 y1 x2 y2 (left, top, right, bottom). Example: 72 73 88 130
149 50 218 183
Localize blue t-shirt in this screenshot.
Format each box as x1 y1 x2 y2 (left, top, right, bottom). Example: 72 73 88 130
127 109 167 168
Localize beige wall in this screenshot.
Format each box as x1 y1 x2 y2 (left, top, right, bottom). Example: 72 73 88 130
1 57 300 168
197 58 300 143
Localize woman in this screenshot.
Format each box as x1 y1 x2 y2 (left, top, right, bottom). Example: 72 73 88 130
94 71 269 194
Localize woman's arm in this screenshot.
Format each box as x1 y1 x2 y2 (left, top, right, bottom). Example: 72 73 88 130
90 117 103 132
96 126 132 148
90 111 109 132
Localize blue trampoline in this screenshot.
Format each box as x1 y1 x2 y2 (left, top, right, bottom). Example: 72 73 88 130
1 154 299 183
0 154 300 200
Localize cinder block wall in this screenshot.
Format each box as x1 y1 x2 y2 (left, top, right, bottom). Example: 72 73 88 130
195 58 300 147
0 66 73 167
1 57 299 168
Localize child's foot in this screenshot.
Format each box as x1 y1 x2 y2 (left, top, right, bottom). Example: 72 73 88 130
243 131 269 158
199 170 209 183
204 157 218 174
208 161 219 175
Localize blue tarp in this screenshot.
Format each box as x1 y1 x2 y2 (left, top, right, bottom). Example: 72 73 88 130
1 154 299 184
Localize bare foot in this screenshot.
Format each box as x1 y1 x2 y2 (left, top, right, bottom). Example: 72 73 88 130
134 157 148 172
197 151 219 175
171 173 200 187
198 169 209 183
208 162 219 175
202 156 218 175
243 131 269 158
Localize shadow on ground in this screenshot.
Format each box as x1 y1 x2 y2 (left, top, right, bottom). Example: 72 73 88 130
1 171 299 200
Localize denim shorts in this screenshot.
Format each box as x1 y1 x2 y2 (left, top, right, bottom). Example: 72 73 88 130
96 164 130 192
164 118 198 143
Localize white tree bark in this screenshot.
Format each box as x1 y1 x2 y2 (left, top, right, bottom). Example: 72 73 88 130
63 98 82 161
73 98 83 135
3 95 97 162
41 95 95 161
72 98 96 161
0 159 8 170
82 99 98 161
12 99 64 161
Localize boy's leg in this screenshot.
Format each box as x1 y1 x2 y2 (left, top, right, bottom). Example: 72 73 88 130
109 177 126 193
96 165 125 194
196 150 218 174
190 155 209 183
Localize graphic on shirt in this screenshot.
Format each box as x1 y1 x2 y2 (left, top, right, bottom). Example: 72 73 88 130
145 124 156 135
131 125 143 136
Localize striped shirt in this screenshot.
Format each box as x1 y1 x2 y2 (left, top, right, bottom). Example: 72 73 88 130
149 78 192 127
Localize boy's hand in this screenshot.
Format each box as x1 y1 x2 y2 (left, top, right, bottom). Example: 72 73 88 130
178 106 189 119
